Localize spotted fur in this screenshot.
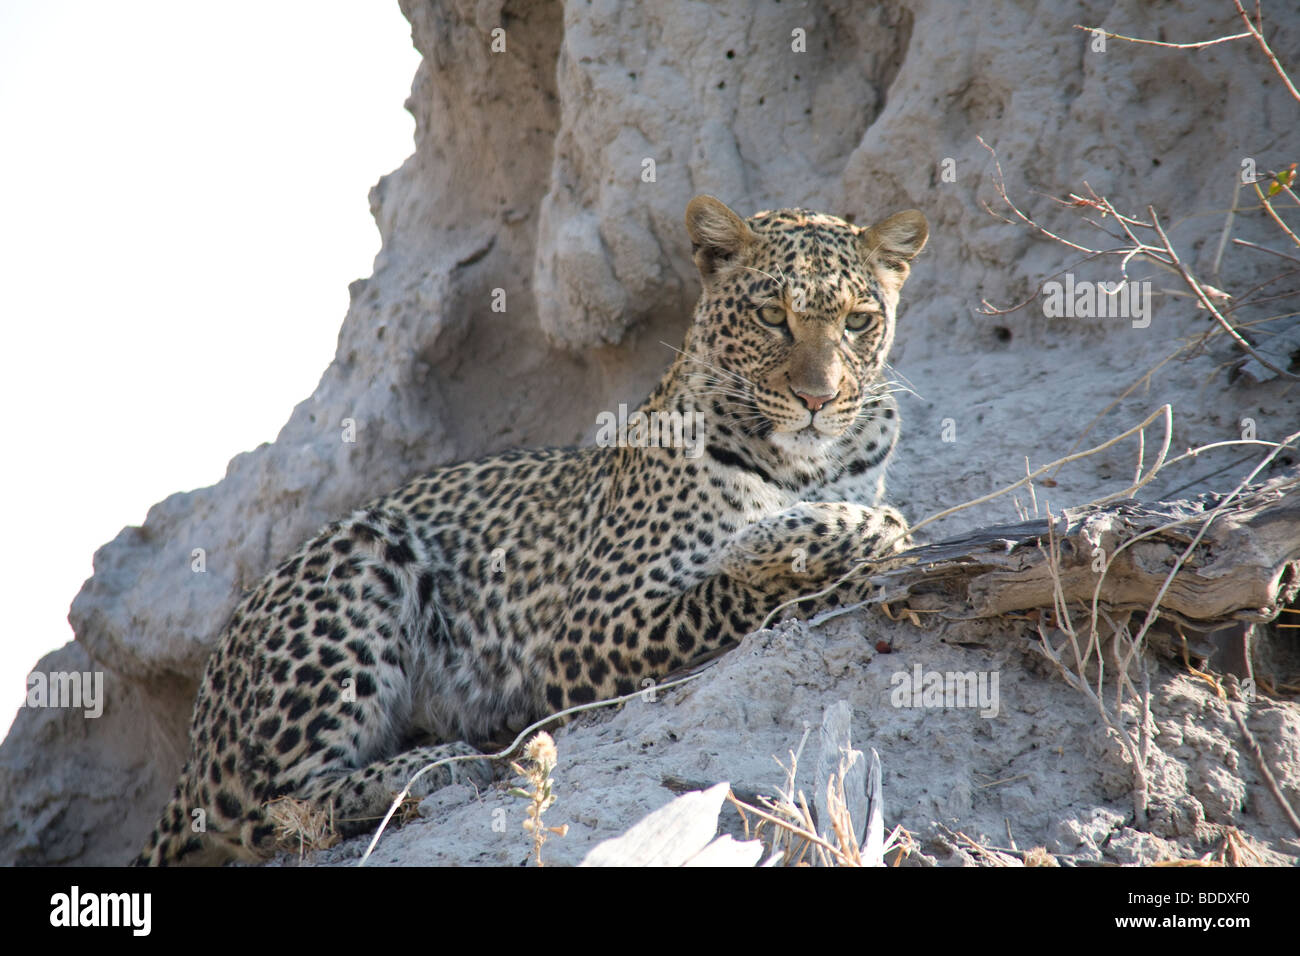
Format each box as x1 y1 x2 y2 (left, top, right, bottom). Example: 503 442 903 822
134 195 928 865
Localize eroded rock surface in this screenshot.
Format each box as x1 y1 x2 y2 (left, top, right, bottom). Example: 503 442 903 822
3 0 1297 864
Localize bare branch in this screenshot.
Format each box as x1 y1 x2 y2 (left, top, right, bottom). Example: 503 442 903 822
1072 23 1252 50
1231 0 1300 103
1232 238 1300 265
1251 180 1300 249
1148 207 1300 379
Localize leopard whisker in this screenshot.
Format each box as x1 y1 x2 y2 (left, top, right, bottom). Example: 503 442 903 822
661 340 757 390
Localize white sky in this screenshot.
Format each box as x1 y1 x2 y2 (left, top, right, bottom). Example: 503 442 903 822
0 2 422 737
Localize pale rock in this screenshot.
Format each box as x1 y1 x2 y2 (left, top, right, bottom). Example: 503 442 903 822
3 0 1298 866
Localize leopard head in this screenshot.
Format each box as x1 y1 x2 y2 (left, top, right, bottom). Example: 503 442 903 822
681 195 928 460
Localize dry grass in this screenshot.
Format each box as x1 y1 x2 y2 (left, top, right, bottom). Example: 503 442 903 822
264 796 339 861
727 727 914 867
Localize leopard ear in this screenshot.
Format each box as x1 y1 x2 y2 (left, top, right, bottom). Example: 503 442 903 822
685 195 755 280
861 209 929 270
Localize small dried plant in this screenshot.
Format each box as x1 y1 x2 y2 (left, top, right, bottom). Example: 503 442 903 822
509 731 569 866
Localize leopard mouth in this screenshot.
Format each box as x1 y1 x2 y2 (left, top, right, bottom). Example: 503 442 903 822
769 418 843 458
767 411 847 439
749 393 859 444
804 408 857 438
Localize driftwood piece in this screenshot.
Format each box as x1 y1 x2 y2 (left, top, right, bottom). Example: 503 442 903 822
862 749 884 867
814 701 865 851
863 471 1300 630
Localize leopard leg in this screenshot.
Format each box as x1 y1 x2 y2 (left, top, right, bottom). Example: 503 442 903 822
544 505 912 710
718 501 910 586
296 741 492 837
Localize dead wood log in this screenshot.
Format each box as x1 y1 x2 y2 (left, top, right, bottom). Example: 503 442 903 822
867 470 1300 632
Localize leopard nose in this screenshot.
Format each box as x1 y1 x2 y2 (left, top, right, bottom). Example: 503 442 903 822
792 388 838 412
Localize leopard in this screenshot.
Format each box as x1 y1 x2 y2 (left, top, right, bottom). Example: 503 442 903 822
133 194 928 865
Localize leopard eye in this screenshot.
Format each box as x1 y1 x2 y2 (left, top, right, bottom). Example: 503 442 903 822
845 309 879 332
757 303 788 327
